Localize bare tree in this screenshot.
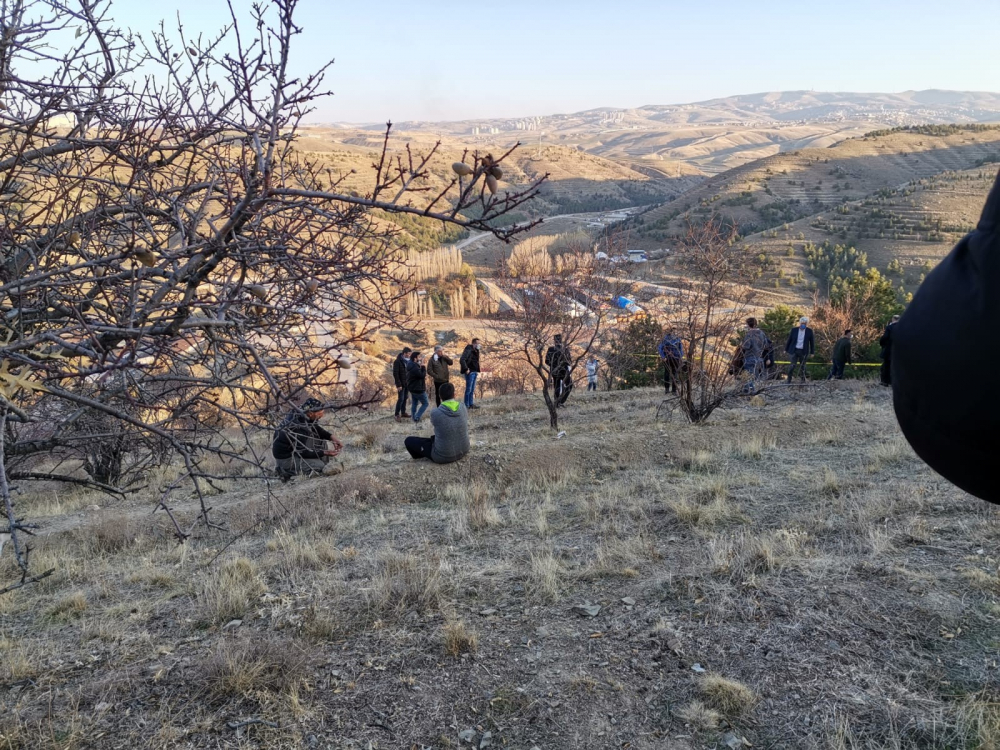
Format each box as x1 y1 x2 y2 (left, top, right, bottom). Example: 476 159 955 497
492 240 620 430
659 221 762 423
0 0 544 590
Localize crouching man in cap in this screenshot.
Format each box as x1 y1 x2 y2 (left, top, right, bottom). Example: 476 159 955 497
272 397 343 480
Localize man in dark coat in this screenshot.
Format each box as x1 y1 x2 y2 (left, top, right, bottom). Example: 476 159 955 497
272 398 342 480
392 347 412 422
879 316 900 386
892 168 1000 504
427 345 454 407
459 338 482 409
545 334 573 406
784 317 815 383
658 328 684 394
406 351 430 424
828 329 853 380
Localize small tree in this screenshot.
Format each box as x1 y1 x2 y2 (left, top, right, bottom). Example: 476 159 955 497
493 244 621 430
600 315 663 390
661 221 762 423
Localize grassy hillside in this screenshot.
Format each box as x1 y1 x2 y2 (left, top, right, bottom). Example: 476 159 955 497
632 126 1000 245
739 165 999 305
2 385 999 748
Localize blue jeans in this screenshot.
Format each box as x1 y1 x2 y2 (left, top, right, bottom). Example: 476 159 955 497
411 392 429 422
743 356 762 393
828 360 846 380
463 371 478 407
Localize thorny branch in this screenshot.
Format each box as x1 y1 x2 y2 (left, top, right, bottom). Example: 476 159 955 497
0 0 544 589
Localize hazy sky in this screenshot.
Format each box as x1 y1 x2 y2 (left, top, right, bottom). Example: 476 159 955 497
115 0 1000 123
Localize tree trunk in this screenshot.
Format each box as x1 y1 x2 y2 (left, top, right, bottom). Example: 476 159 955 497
542 385 559 430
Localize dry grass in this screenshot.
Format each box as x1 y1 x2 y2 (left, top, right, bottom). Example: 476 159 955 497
0 637 38 683
666 478 745 528
198 557 266 625
442 619 479 657
867 437 913 472
45 591 88 622
528 550 564 600
370 552 447 616
730 432 776 459
711 528 809 579
675 700 722 730
199 637 308 699
698 674 760 717
467 484 503 531
266 528 345 570
681 449 716 473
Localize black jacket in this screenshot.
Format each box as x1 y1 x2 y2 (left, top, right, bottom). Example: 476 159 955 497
893 167 1000 504
459 345 480 374
272 411 332 460
832 336 852 364
392 353 409 388
545 343 570 373
785 326 815 355
879 323 895 359
406 360 427 394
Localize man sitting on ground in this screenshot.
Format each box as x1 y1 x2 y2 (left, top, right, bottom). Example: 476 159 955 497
404 382 470 464
272 397 343 480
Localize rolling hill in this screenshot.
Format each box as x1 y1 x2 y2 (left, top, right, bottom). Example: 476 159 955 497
337 90 1000 175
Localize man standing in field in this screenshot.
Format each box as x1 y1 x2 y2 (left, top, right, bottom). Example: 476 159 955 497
785 317 815 383
459 338 482 410
272 398 343 480
658 327 683 394
427 345 454 407
392 347 412 422
828 329 853 380
546 334 573 406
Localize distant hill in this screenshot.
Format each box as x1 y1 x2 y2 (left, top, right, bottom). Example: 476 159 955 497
326 90 1000 175
292 126 700 228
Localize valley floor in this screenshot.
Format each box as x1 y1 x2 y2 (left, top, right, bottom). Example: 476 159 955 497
2 382 999 749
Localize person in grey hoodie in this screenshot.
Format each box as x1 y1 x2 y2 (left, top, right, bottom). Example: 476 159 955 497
404 383 470 464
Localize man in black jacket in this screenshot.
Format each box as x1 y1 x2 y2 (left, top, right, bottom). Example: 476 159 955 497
879 316 899 386
392 347 412 422
406 351 430 423
892 168 1000 504
459 338 482 409
272 398 343 480
545 334 573 406
828 329 853 380
784 317 815 383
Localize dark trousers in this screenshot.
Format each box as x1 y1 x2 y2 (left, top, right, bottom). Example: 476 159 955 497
394 387 409 416
787 350 809 382
434 381 448 406
554 370 572 405
828 360 846 380
404 435 434 460
880 356 891 386
663 357 681 393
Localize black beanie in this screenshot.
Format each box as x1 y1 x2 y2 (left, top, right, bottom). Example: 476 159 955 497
892 167 1000 503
